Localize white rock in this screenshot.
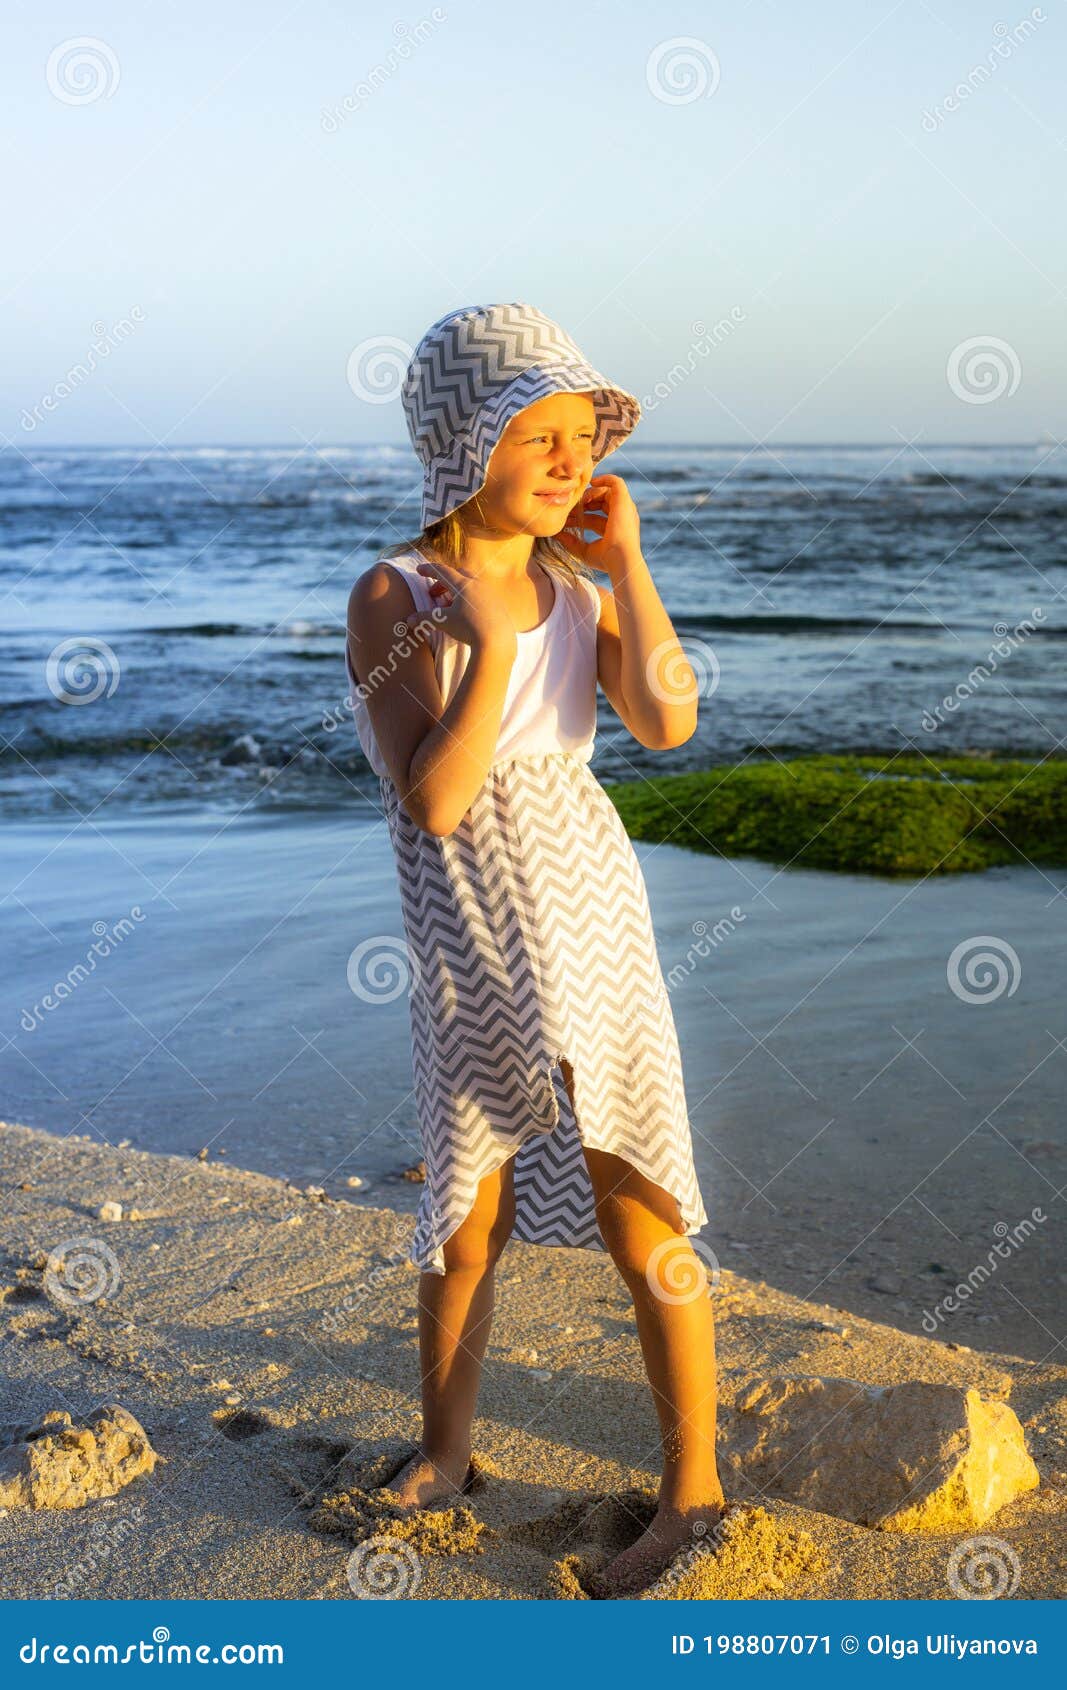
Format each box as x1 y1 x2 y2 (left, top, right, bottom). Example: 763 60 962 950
722 1372 1039 1531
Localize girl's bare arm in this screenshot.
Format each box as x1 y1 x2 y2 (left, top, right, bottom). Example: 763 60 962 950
347 563 517 836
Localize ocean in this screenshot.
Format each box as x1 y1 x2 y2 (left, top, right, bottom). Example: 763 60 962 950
3 442 1064 821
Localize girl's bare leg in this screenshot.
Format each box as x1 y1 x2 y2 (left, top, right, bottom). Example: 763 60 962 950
564 1066 724 1594
380 1155 516 1510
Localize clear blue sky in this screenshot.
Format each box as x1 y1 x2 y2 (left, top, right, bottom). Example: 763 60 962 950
4 0 1064 445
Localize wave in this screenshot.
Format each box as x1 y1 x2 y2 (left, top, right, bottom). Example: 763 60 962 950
134 619 339 639
0 722 345 769
684 612 943 635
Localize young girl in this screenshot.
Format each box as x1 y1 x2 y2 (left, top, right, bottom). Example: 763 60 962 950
345 302 726 1598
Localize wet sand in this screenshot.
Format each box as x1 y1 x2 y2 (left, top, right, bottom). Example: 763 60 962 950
2 811 1063 1359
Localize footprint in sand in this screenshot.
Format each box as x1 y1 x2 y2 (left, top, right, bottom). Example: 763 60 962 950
304 1439 498 1557
505 1488 829 1600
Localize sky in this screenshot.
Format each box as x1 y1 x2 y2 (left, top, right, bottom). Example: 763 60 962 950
4 0 1065 447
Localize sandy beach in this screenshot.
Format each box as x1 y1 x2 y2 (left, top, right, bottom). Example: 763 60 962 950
1 1117 1064 1601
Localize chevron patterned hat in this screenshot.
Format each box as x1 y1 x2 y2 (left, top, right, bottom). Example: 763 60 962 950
401 301 642 529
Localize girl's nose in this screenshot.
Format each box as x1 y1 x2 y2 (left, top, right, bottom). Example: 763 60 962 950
553 446 587 479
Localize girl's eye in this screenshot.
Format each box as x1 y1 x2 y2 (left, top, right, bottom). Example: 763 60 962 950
528 432 595 444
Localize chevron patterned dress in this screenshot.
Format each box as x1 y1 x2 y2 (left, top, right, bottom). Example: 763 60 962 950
353 557 709 1275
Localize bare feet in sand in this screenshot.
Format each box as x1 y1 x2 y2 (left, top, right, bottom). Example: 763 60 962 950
590 1499 728 1599
377 1448 474 1513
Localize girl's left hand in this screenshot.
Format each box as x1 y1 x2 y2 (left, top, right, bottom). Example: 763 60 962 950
562 474 641 581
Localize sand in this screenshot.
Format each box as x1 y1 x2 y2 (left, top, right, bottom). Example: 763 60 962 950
1 1117 1064 1601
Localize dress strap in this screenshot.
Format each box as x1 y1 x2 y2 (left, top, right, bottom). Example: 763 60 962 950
381 550 437 619
380 550 449 674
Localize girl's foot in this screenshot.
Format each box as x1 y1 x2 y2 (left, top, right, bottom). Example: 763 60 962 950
376 1447 474 1513
590 1497 728 1599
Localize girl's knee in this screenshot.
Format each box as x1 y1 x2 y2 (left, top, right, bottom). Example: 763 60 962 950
438 1156 516 1274
440 1210 512 1274
596 1194 687 1284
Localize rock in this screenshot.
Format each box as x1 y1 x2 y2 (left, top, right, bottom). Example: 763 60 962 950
196 1148 209 1161
303 1185 326 1202
96 1201 123 1223
345 1175 364 1189
0 1404 157 1510
868 1271 902 1294
220 732 262 767
401 1160 427 1183
721 1373 1039 1532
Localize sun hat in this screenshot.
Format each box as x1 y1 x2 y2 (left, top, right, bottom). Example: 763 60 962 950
401 301 642 529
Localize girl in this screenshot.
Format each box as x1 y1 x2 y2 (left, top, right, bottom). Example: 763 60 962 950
345 302 726 1598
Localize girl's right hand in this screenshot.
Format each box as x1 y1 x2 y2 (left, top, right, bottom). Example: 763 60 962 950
409 556 517 653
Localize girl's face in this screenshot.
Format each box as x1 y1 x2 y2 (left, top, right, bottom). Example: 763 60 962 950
469 391 598 536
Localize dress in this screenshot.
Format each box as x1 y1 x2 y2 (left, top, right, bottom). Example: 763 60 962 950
345 551 709 1275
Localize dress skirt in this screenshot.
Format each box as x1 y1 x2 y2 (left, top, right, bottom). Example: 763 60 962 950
378 749 709 1275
